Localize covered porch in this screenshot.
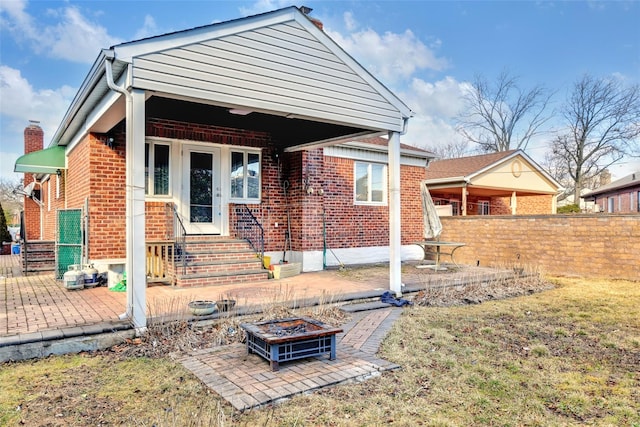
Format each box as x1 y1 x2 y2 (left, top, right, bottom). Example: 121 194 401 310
45 7 414 330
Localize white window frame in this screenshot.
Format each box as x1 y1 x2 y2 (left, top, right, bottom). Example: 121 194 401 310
354 161 387 205
478 200 490 215
47 178 51 211
229 149 261 203
450 199 460 216
145 141 171 197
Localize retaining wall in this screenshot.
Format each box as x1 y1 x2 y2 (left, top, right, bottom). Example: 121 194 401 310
439 214 639 281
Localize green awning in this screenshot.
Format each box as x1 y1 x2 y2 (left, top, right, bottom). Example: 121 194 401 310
14 145 66 174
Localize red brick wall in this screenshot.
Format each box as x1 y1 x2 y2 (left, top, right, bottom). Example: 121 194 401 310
63 117 428 260
65 132 127 259
432 192 553 216
40 175 66 241
321 154 425 248
594 185 640 213
439 214 640 280
146 202 172 241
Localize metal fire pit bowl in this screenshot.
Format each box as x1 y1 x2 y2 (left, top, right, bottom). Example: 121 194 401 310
240 317 343 371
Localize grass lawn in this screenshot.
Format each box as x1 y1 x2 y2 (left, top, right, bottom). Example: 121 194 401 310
1 277 638 426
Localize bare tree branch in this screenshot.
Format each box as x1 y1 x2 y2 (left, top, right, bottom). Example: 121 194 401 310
457 70 554 152
550 74 640 202
425 139 471 159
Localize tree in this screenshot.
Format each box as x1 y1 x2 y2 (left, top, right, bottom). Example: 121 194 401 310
551 74 640 203
425 139 471 159
457 70 553 152
0 203 11 244
0 177 23 226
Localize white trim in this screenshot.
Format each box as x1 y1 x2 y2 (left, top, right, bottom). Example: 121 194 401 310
229 148 262 203
265 245 424 273
324 144 429 167
353 161 388 206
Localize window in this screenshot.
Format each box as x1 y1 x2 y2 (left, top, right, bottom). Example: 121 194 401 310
354 162 387 204
230 150 261 201
478 200 490 215
637 191 640 212
450 200 460 216
607 197 614 213
145 143 170 196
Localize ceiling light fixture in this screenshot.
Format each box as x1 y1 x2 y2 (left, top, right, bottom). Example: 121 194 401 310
228 108 252 116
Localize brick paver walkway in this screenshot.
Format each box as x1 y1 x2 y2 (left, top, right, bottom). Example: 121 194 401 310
177 307 404 411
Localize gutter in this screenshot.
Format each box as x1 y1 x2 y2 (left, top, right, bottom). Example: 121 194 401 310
50 50 108 147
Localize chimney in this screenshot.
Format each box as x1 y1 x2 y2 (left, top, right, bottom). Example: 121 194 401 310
600 169 611 186
23 120 44 241
24 120 44 154
299 6 323 30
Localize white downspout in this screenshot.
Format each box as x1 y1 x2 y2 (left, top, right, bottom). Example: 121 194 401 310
104 54 147 334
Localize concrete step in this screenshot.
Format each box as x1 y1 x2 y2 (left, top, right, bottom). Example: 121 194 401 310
175 270 269 288
340 301 393 313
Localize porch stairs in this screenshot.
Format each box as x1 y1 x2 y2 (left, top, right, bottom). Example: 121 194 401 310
174 235 268 287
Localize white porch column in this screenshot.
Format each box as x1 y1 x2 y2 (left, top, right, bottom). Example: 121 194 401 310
462 186 468 216
126 88 147 331
388 131 402 296
511 191 517 215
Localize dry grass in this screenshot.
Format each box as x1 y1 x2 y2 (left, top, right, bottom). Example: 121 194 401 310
1 276 639 426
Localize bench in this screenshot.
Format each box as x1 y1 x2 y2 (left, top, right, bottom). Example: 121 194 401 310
413 240 466 270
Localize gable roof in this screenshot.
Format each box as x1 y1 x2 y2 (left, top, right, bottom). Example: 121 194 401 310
424 149 561 191
424 150 517 180
50 6 414 149
583 171 640 197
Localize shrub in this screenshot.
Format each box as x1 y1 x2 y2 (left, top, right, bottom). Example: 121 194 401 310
557 203 581 214
0 202 12 243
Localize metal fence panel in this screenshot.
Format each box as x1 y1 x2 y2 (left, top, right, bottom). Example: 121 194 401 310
56 208 83 279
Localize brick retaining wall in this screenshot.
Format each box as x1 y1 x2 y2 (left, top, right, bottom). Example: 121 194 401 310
439 214 639 280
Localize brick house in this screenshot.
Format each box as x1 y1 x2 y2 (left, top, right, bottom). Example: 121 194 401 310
423 150 561 216
582 172 640 213
13 7 429 328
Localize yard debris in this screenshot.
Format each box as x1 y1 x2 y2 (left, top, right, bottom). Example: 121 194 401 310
413 274 554 307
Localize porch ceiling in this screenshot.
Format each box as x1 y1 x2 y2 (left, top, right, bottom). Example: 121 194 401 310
430 186 548 198
145 96 377 150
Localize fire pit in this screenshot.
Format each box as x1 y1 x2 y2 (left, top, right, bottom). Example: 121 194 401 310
240 317 343 371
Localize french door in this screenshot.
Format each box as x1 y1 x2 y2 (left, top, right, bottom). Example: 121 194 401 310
182 145 221 234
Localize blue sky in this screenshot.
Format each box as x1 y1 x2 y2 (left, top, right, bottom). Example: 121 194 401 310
1 0 639 183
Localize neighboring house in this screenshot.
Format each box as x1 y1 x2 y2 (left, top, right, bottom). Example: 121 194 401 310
582 172 640 213
13 7 425 328
423 150 561 216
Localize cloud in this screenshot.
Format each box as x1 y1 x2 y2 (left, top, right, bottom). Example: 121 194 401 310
397 77 470 149
133 15 159 40
0 1 121 63
326 26 449 85
0 65 74 180
239 0 293 16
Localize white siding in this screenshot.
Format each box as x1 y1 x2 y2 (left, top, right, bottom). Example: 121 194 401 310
324 145 427 167
131 21 404 131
